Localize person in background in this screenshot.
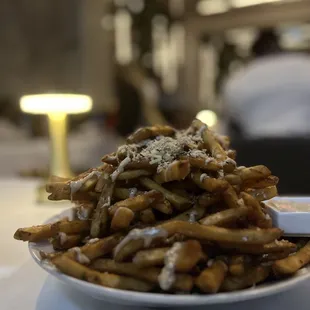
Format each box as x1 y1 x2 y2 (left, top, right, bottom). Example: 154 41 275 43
223 28 310 139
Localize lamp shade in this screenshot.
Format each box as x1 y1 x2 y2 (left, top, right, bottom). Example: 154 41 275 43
20 94 92 115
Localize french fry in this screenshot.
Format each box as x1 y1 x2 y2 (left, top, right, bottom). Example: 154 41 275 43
113 187 143 200
219 240 296 255
91 259 193 292
133 247 169 267
259 251 292 262
229 255 248 276
134 241 203 272
214 133 230 150
238 165 271 182
117 169 152 181
152 199 174 214
114 221 282 262
221 265 270 291
172 204 206 222
94 166 114 192
109 190 164 216
246 186 278 202
64 233 123 261
101 153 118 165
159 221 282 244
191 172 228 192
75 202 95 220
198 193 221 208
241 192 272 228
200 126 235 172
227 149 236 160
53 256 153 292
140 177 191 210
127 125 175 144
125 160 157 170
111 207 135 231
225 173 241 186
172 240 203 272
222 185 240 209
183 156 221 171
242 175 279 190
199 206 248 227
139 208 156 224
14 220 90 242
90 180 114 238
273 241 310 275
51 234 83 250
196 260 228 293
153 160 190 183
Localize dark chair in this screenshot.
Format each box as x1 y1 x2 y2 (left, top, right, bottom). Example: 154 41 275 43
231 138 310 195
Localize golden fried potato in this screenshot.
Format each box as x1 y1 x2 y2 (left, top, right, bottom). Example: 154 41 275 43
246 186 278 202
199 206 248 227
14 220 90 242
241 192 272 228
219 240 296 254
273 241 310 275
127 125 175 144
140 177 191 210
229 255 249 276
51 234 82 250
133 247 169 267
90 180 114 238
91 259 193 292
114 221 282 262
221 265 270 291
109 190 164 216
53 256 153 292
222 184 240 209
196 260 228 293
182 155 221 172
111 207 135 231
191 172 228 192
117 169 152 181
139 208 156 224
154 160 190 183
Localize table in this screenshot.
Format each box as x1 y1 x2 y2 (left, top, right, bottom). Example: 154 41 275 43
2 179 310 310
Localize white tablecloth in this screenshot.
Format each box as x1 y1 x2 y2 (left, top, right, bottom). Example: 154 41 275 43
2 179 310 310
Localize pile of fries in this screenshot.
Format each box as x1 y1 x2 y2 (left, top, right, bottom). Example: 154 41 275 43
14 119 310 294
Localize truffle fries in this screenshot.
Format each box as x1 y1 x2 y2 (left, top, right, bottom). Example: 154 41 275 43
14 119 304 294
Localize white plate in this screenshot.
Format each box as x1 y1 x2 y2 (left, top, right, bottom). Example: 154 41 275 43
29 207 310 308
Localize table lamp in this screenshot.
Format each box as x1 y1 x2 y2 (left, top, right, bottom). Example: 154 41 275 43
20 93 92 202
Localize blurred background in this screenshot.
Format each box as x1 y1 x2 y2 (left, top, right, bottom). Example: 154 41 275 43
2 0 310 194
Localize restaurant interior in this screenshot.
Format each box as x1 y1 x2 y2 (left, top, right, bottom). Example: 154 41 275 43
3 1 310 309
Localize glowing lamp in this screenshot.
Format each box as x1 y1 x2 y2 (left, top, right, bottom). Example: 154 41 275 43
20 94 92 202
196 110 218 128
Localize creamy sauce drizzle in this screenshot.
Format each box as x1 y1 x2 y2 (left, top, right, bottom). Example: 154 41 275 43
70 170 102 197
158 242 182 291
69 247 90 264
114 227 168 256
87 238 100 244
129 187 138 198
111 157 131 182
77 205 90 220
189 210 198 223
200 173 209 183
58 232 67 245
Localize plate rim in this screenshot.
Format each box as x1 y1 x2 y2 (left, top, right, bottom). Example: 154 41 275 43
28 202 310 306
